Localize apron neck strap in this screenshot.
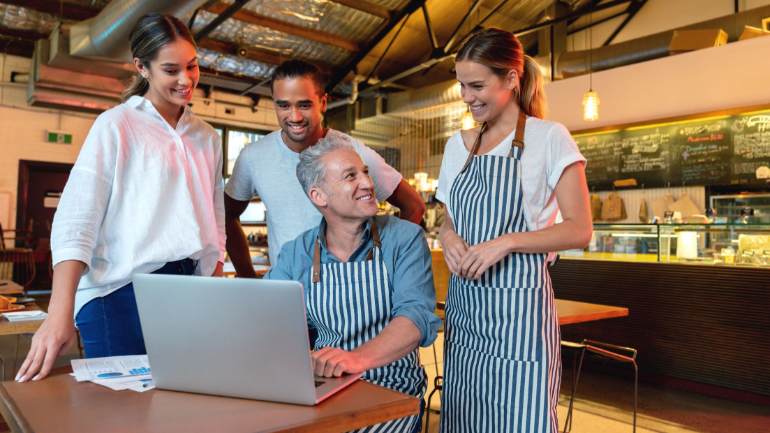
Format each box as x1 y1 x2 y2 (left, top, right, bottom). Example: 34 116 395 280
510 109 527 152
365 219 382 260
459 122 488 174
312 218 380 284
459 110 527 173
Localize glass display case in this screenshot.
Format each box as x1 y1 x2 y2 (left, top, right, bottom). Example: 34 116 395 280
710 193 770 224
561 223 770 267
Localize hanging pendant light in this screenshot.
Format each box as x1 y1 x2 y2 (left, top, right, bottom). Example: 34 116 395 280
583 89 599 121
582 11 599 121
461 107 475 130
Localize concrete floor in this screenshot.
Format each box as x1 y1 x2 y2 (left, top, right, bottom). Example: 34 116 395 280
419 331 770 433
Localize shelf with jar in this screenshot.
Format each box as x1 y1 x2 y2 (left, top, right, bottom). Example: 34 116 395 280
560 223 770 267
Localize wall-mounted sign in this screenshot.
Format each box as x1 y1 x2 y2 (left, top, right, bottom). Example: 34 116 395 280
46 130 72 144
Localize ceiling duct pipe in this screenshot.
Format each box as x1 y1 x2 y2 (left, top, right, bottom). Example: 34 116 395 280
327 76 362 110
556 4 770 79
69 0 208 62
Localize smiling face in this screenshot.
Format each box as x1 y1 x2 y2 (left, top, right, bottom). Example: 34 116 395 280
309 147 378 221
272 76 327 150
455 60 517 124
135 38 199 111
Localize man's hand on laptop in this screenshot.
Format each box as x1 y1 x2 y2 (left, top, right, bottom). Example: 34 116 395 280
312 347 368 377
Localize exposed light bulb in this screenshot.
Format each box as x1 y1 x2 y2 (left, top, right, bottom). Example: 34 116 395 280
461 110 475 130
582 89 600 121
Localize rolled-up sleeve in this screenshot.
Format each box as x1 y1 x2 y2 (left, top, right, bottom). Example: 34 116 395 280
50 113 118 272
390 224 441 347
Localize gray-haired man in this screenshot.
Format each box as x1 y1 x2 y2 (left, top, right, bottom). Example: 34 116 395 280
266 135 440 433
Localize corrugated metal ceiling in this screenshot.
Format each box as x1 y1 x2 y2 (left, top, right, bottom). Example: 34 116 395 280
0 0 603 93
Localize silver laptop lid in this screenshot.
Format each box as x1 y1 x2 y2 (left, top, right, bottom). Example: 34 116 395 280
133 274 318 405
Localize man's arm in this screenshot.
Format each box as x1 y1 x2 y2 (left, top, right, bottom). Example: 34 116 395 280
386 179 425 225
225 194 257 278
312 317 421 377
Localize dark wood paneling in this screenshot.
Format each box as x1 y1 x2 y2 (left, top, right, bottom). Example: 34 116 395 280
550 259 770 397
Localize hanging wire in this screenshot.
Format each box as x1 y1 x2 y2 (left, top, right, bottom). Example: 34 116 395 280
589 10 593 90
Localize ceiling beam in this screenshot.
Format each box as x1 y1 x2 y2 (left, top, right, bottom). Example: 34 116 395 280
568 9 626 35
444 0 483 53
194 0 249 41
365 14 409 83
198 67 272 97
421 5 439 52
199 38 282 64
327 0 425 91
512 0 634 38
603 0 647 46
362 0 636 94
328 0 391 21
0 0 99 21
204 1 359 52
197 38 334 72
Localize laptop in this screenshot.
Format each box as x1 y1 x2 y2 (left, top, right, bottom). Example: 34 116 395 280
133 273 361 405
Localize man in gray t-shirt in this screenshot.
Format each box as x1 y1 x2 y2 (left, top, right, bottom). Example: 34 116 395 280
225 60 424 276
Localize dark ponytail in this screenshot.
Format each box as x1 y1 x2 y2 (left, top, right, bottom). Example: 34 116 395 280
122 13 196 101
456 28 547 119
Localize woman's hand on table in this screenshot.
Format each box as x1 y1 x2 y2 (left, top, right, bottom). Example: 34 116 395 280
16 313 77 382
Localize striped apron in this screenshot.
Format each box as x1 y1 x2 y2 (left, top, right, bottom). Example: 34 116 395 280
440 112 561 433
309 220 426 433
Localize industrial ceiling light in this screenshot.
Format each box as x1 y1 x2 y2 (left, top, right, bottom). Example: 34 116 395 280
582 11 599 121
461 107 475 130
583 89 599 121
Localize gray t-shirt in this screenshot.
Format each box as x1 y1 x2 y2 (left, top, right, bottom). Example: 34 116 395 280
225 129 402 264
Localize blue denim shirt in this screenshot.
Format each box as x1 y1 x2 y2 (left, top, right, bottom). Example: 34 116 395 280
266 215 440 347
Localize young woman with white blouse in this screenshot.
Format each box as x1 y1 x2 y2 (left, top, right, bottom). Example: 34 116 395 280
16 14 225 382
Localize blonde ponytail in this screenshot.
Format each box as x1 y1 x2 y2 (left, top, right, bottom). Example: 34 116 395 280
519 55 546 119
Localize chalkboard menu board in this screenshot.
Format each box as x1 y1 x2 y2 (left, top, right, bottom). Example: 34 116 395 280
574 109 770 190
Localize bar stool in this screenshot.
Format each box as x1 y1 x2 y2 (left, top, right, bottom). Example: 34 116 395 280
563 339 638 433
560 340 586 433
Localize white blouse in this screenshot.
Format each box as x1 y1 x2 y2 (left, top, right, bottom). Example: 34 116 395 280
51 96 225 316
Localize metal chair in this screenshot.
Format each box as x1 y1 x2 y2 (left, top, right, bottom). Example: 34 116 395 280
561 340 586 433
0 248 37 292
563 339 638 433
0 222 35 250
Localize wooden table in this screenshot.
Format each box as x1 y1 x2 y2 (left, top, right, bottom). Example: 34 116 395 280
0 280 23 296
555 299 629 325
437 299 629 326
0 374 418 433
0 304 44 337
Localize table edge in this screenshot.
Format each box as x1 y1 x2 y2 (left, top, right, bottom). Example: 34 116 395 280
0 382 32 433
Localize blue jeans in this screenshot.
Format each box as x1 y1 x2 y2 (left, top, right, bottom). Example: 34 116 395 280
75 259 196 358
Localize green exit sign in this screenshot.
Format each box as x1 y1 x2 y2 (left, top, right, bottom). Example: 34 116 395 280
46 131 72 144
